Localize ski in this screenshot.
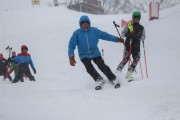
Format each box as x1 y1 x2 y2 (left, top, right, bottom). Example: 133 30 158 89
128 79 134 82
95 80 121 90
110 81 120 89
110 80 121 89
95 79 105 90
95 86 102 90
114 83 120 89
95 83 121 90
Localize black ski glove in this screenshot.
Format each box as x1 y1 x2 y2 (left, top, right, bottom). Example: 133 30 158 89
33 69 36 74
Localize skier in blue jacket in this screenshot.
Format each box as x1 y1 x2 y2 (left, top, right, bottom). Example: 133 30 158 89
68 15 124 90
12 45 36 83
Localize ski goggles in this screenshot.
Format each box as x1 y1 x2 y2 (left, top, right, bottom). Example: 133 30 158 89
133 16 140 20
12 54 16 57
22 48 28 52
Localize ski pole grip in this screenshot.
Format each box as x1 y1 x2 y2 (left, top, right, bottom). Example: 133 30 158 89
113 21 116 26
113 21 120 27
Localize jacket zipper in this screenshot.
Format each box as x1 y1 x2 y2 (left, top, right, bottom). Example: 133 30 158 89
85 31 91 58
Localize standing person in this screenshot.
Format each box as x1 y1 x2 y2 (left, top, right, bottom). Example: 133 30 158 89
8 51 18 75
116 11 146 82
7 51 24 82
0 53 12 81
12 45 36 83
68 15 124 90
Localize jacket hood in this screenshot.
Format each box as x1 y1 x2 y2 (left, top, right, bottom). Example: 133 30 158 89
79 15 91 27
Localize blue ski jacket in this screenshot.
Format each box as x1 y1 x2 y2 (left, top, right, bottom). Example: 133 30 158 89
68 15 119 60
15 52 35 70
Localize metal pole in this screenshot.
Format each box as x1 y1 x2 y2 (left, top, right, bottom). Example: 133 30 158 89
143 42 148 78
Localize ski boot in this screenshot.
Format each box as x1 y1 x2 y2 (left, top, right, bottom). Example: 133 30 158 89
125 69 133 82
95 77 105 90
111 79 120 89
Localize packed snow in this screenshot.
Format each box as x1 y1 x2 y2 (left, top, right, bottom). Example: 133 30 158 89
0 3 180 120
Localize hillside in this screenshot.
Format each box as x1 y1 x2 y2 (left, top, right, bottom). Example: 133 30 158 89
0 3 180 120
0 0 180 14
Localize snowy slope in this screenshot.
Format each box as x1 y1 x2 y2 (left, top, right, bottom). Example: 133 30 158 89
0 4 180 120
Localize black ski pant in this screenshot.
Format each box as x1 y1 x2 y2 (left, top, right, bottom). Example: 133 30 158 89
0 68 12 81
6 75 12 81
12 63 35 83
117 47 140 72
81 56 116 81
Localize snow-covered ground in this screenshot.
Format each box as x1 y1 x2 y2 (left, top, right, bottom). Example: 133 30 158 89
0 3 180 120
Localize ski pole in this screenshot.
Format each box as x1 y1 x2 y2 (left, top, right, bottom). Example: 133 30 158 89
5 46 10 57
5 46 12 58
102 49 104 61
128 40 132 69
113 21 125 58
113 21 121 38
139 60 144 80
113 21 126 58
143 42 148 78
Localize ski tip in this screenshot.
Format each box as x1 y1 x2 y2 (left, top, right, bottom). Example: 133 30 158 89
95 86 102 90
114 83 120 89
128 80 134 82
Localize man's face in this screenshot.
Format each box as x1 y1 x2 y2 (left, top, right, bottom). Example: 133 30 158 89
22 48 28 53
12 54 16 57
133 17 140 23
81 22 90 29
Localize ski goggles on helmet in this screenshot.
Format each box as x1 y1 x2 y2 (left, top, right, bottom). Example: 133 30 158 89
133 16 140 20
12 54 16 57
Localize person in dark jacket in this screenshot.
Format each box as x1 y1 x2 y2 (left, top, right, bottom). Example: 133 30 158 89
68 15 124 90
0 53 12 81
8 51 18 75
7 51 24 82
12 45 36 83
116 11 146 81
